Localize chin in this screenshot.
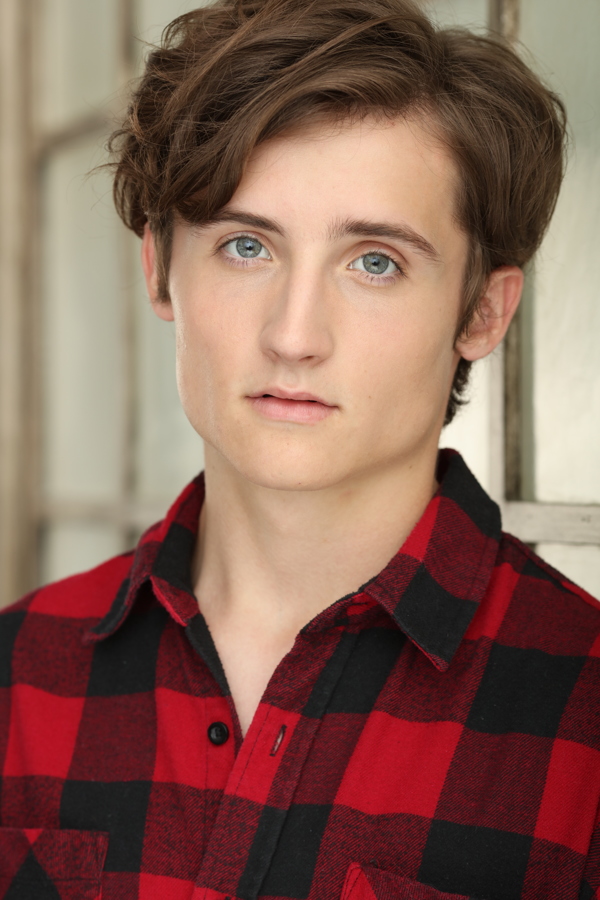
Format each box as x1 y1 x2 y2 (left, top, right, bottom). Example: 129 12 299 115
216 437 354 493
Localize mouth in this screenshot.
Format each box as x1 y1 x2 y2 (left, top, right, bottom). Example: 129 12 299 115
247 389 337 423
248 388 335 406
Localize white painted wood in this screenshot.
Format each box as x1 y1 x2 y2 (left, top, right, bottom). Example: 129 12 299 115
520 0 600 504
503 501 600 546
0 0 35 606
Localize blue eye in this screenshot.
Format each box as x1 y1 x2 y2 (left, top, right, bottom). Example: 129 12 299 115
352 252 398 276
225 236 270 259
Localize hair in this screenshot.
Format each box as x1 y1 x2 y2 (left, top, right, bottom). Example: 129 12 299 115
109 0 567 424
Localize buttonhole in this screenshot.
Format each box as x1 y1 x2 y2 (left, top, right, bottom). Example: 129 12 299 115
270 724 287 756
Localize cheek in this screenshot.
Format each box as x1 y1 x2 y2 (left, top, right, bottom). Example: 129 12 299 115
356 301 459 430
171 288 252 419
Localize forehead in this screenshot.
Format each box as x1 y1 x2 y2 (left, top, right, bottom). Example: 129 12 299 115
233 115 462 246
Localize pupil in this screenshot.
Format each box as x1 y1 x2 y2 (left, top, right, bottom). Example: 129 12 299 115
237 237 261 258
364 254 389 275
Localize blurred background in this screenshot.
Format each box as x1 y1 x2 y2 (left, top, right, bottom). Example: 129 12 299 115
0 0 599 606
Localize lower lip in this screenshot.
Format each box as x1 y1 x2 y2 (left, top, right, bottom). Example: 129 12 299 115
248 396 336 423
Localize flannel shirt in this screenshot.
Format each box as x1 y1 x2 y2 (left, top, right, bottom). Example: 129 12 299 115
1 449 600 900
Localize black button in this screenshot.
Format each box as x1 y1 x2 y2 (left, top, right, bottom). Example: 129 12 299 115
208 721 230 746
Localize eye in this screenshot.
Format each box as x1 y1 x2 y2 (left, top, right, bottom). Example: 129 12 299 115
350 252 399 277
223 236 271 259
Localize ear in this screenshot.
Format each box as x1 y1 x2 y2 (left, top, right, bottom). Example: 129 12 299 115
141 223 174 322
455 265 524 361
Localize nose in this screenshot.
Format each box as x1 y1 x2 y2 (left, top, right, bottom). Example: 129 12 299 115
259 267 334 367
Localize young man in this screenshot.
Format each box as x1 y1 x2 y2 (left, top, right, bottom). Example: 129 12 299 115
1 1 599 898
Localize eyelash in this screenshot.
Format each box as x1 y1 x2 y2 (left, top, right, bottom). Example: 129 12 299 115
216 233 406 282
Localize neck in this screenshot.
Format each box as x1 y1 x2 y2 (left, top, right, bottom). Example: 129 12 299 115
192 445 439 638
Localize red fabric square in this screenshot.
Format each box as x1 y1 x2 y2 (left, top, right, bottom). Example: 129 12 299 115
535 739 600 854
288 713 371 805
401 497 440 562
342 863 377 900
153 690 234 791
341 863 473 900
138 873 197 899
4 685 84 779
590 631 600 658
27 554 132 619
190 888 232 900
226 703 301 805
335 713 462 817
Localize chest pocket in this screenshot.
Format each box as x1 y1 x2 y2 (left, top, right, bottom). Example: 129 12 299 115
0 828 108 899
342 863 480 900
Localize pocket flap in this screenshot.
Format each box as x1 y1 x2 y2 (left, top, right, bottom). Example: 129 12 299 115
0 828 109 899
342 862 478 900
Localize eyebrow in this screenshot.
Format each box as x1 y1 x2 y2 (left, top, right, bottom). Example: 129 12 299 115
197 208 441 263
195 209 286 237
328 217 441 263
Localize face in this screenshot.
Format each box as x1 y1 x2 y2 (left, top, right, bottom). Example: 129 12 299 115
143 116 515 493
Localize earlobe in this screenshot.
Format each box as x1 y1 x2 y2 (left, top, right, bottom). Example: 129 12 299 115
141 223 174 322
455 265 524 362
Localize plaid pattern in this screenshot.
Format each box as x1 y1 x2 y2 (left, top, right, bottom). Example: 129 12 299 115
1 449 599 900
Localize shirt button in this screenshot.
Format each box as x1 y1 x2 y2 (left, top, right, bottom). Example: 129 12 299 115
208 722 230 746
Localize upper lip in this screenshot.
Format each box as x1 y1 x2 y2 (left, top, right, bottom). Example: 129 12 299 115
248 387 335 406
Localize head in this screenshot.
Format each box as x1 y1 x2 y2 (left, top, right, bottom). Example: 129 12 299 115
110 0 567 493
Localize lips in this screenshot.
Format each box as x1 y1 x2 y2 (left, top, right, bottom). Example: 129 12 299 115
247 388 337 423
248 388 335 406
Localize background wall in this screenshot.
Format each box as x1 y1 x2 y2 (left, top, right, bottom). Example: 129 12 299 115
0 0 598 605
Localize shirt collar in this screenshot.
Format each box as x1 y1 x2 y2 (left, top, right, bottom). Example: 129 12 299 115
86 449 501 671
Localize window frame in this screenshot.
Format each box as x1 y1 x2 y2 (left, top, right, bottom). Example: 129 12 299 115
0 0 598 605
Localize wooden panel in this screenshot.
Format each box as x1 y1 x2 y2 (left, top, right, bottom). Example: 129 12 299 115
503 502 600 546
0 0 38 606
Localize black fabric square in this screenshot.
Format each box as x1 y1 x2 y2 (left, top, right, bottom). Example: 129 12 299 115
87 602 168 696
303 632 359 718
60 780 152 872
325 628 405 714
255 804 332 899
419 819 532 899
396 566 477 663
4 850 61 900
438 453 501 540
521 558 560 586
0 610 26 687
152 522 196 593
466 643 585 737
91 578 130 636
236 805 287 900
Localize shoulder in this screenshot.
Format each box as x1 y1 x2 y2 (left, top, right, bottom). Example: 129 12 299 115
473 530 600 657
0 551 135 659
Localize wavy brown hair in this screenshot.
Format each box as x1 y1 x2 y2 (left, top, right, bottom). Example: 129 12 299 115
109 0 567 424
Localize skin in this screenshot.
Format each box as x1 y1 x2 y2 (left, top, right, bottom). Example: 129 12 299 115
142 115 523 736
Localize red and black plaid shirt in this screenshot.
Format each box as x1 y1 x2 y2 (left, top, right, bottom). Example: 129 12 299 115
1 449 600 900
